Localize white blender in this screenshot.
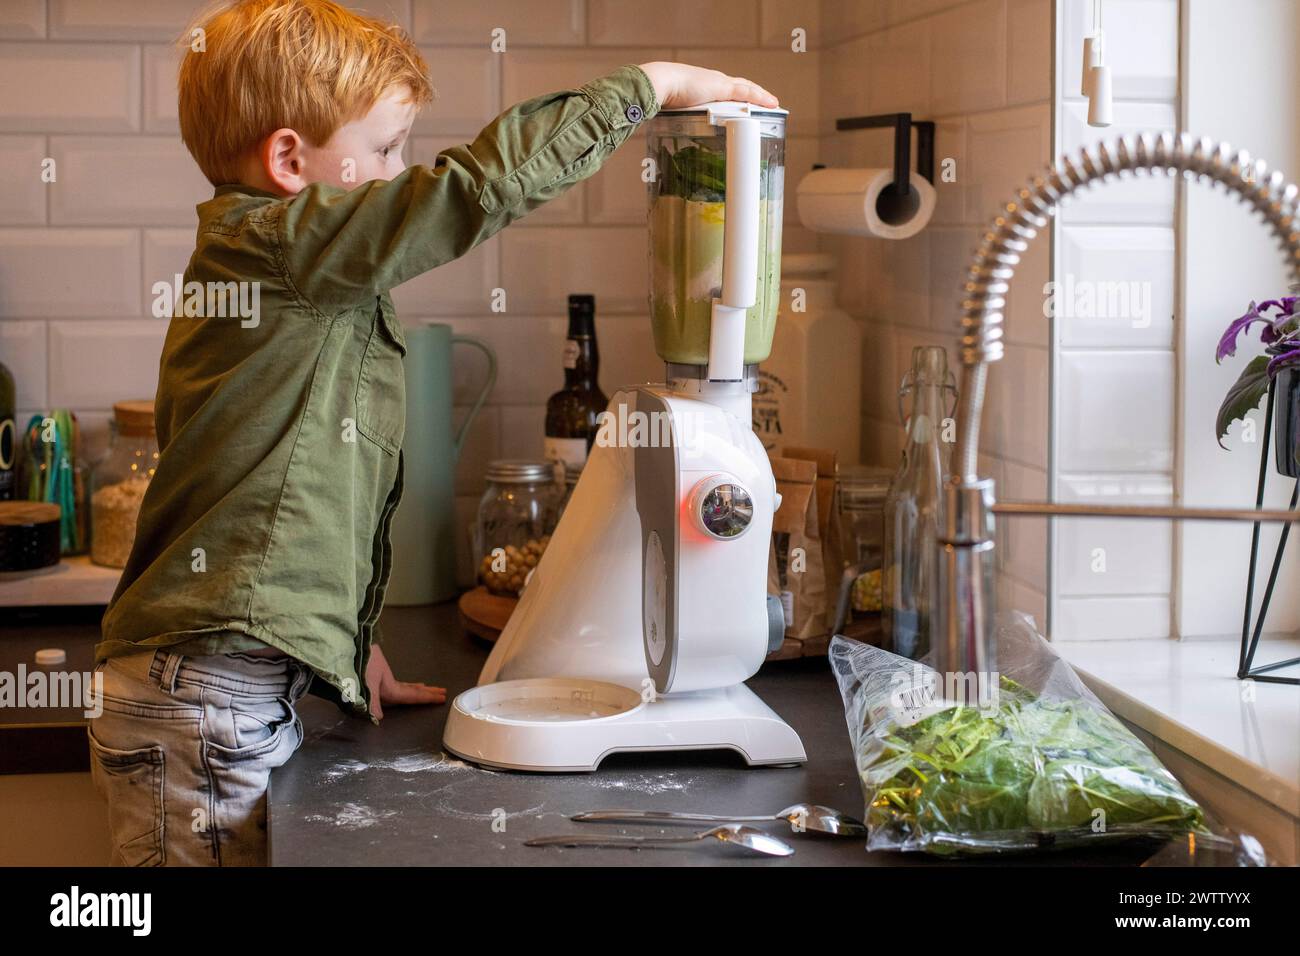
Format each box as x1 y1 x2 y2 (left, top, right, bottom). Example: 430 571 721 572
442 102 805 771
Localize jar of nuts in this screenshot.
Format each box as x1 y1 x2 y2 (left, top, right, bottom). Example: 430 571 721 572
474 460 563 596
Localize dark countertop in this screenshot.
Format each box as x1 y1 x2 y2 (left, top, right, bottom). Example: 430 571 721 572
268 602 1162 867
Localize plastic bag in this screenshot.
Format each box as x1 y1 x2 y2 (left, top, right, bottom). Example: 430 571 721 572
829 610 1208 855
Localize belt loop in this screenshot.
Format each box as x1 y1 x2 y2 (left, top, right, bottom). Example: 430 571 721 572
158 651 184 694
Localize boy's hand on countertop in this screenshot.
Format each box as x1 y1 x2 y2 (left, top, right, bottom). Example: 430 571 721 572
638 62 779 111
365 645 446 720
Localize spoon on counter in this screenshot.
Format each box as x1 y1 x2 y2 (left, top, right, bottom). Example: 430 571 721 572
526 823 794 858
571 803 868 837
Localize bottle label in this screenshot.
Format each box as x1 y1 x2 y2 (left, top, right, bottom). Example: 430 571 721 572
544 436 587 474
562 340 580 370
752 369 786 452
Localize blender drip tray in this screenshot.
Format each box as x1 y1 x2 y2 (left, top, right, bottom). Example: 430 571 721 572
456 678 644 724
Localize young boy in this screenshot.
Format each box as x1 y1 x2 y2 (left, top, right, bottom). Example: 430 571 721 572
87 0 777 866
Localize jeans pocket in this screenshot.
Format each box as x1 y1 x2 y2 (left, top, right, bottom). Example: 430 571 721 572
87 727 166 867
207 696 300 761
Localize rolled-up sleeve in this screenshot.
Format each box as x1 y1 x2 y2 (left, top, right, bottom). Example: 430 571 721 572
279 63 660 314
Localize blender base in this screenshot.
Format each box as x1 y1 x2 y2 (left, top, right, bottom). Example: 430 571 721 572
443 678 807 773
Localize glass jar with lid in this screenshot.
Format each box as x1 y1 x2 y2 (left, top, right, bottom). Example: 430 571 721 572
830 464 895 633
90 400 158 568
474 460 563 596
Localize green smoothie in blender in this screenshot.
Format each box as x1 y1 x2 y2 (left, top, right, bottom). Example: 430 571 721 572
647 108 787 366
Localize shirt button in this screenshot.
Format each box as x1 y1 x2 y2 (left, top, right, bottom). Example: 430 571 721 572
625 104 644 123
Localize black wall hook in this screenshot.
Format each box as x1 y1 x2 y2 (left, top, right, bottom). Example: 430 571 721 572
833 112 936 196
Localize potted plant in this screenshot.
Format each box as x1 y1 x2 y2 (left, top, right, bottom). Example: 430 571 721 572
1216 295 1300 477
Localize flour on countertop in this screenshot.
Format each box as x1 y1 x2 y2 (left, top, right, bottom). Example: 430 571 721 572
586 771 698 795
305 803 398 830
322 750 483 781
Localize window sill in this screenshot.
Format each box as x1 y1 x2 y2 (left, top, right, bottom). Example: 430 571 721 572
1056 636 1299 862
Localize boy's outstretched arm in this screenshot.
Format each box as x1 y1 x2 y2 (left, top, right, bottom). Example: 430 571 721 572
279 63 777 315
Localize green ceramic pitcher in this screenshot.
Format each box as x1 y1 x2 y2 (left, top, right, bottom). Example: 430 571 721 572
387 324 496 605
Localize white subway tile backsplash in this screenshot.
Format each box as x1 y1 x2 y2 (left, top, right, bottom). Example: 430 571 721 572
415 47 500 136
0 0 44 38
413 0 584 46
589 0 759 47
1058 472 1174 504
820 33 872 134
390 234 500 316
499 226 647 314
429 314 567 406
500 47 673 105
998 573 1048 629
1060 101 1178 224
143 44 180 134
1060 0 1178 101
0 320 47 407
48 319 167 407
0 134 47 224
761 0 821 50
1055 594 1171 640
982 342 1049 468
591 313 660 388
48 0 194 40
143 229 195 291
1006 0 1051 105
497 403 546 458
0 43 140 133
49 136 210 226
930 0 1007 116
928 226 980 335
1057 350 1174 472
1057 225 1175 348
867 20 930 117
1001 458 1048 591
0 229 140 317
823 0 886 39
930 117 965 225
1056 515 1172 596
964 103 1050 223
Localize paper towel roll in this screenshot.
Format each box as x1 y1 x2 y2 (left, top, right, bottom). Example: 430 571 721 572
796 167 935 239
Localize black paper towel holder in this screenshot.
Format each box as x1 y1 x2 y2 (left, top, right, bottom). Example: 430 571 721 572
817 112 936 200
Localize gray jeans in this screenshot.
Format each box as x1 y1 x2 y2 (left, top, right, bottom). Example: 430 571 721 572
87 649 312 866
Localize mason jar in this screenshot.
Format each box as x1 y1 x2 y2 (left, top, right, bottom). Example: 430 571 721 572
474 460 563 596
89 400 158 568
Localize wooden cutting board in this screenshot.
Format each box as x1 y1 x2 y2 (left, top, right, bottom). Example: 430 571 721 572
457 586 518 642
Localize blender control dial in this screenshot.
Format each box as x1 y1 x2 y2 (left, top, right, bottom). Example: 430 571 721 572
689 474 754 540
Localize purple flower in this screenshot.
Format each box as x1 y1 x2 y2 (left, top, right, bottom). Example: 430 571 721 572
1217 302 1267 362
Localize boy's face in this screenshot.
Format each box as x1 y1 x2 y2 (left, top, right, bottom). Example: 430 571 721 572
311 86 418 189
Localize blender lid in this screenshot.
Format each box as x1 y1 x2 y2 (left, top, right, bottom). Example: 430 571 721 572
658 100 788 119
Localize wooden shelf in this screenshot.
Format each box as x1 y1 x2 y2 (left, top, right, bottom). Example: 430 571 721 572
0 555 120 607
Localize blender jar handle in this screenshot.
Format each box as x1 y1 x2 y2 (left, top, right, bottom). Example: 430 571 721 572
707 114 761 381
450 335 497 458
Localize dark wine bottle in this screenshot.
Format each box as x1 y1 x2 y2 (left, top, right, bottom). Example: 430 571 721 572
544 294 607 478
0 360 15 500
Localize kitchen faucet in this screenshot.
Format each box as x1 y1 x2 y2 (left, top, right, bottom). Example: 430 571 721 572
935 132 1300 692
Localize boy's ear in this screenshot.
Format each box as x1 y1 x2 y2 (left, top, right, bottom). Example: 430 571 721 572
260 128 308 195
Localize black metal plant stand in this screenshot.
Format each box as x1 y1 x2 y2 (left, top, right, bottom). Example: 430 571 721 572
1238 377 1300 684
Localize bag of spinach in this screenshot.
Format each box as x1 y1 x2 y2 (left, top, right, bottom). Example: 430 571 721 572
829 611 1207 854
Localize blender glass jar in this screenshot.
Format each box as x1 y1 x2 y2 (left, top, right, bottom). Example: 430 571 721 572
646 105 787 366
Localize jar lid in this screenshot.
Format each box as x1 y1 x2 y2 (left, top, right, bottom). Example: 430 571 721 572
113 400 156 437
840 465 895 503
486 460 557 484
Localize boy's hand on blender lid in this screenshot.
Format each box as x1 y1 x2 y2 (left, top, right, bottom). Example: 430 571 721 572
638 62 779 111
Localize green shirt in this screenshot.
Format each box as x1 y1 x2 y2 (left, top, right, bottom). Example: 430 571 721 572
97 64 660 719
